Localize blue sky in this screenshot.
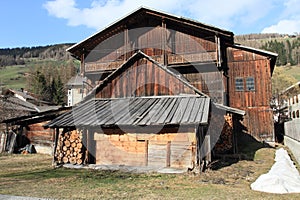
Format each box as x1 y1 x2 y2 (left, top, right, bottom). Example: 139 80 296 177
1 0 300 48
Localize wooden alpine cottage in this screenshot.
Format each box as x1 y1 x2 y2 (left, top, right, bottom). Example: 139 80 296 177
46 7 276 170
47 51 245 170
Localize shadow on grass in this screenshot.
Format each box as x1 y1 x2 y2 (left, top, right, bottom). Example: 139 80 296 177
210 131 274 170
1 165 170 186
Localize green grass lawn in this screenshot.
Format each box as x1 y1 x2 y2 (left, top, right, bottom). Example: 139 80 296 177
0 147 300 200
283 65 300 80
0 65 29 89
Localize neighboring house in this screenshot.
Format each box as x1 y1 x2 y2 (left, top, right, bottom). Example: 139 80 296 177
66 75 89 106
0 89 69 154
1 107 70 154
273 82 300 164
0 95 39 125
3 88 53 106
46 7 276 170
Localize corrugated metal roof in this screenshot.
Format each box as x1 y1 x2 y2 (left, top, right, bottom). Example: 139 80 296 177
46 95 210 128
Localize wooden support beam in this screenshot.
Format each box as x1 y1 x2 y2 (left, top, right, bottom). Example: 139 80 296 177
81 53 85 76
52 128 60 166
204 134 211 162
215 35 222 67
166 141 171 167
124 28 129 61
162 19 167 66
145 140 148 166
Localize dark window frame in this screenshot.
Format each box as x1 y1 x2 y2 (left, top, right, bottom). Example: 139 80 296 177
235 77 244 91
246 77 255 91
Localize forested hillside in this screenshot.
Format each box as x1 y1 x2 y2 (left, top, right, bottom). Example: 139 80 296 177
0 43 74 67
235 33 300 95
0 44 79 105
235 33 300 66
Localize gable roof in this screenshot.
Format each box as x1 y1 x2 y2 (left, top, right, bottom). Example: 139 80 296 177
67 7 234 59
67 74 87 86
45 95 210 128
83 50 209 101
1 106 70 125
0 96 39 113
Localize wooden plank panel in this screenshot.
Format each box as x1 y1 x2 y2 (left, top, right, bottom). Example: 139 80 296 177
148 143 167 167
182 98 196 123
170 142 193 168
96 138 146 166
172 98 189 124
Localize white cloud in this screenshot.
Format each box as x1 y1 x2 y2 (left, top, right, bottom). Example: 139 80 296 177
44 0 287 34
262 19 300 34
186 0 274 29
43 0 187 30
261 0 300 34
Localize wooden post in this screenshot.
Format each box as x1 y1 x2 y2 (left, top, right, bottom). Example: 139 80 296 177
86 128 89 164
204 134 211 162
52 128 60 166
195 125 201 168
80 52 85 76
124 27 129 61
145 140 148 166
191 141 196 169
166 141 171 167
162 19 167 66
215 35 222 67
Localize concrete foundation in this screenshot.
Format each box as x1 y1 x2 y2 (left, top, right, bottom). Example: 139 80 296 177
284 136 300 165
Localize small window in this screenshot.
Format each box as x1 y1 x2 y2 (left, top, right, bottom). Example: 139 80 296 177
293 111 296 118
235 78 244 91
246 77 255 91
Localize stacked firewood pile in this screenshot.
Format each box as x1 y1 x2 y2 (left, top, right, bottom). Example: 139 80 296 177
55 130 84 165
214 114 233 154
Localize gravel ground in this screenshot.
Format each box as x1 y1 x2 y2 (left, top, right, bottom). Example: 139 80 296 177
0 195 52 200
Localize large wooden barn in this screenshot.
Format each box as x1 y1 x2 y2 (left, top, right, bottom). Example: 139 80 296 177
46 7 276 170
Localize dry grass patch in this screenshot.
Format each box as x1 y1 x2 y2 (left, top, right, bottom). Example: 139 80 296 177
0 147 300 199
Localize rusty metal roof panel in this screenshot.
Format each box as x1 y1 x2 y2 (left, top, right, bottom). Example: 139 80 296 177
46 96 210 128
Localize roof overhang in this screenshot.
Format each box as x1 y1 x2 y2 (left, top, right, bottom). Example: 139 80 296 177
45 96 210 128
233 44 278 74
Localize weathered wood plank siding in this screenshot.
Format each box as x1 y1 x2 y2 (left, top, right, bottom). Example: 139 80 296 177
183 71 226 104
85 26 218 74
94 131 196 169
227 47 273 140
95 59 196 98
26 122 55 147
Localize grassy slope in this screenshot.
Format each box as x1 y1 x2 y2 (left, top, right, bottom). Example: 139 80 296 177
0 59 77 90
0 147 299 199
0 65 28 89
283 65 300 80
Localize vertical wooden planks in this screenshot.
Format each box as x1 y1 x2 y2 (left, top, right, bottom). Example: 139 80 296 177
227 46 274 140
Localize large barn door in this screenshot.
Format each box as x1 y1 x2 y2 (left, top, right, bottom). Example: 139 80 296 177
147 141 194 169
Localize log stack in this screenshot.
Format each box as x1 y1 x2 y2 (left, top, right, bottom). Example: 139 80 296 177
55 130 84 165
214 113 233 154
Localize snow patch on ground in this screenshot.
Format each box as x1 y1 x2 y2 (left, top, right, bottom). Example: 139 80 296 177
251 148 300 194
